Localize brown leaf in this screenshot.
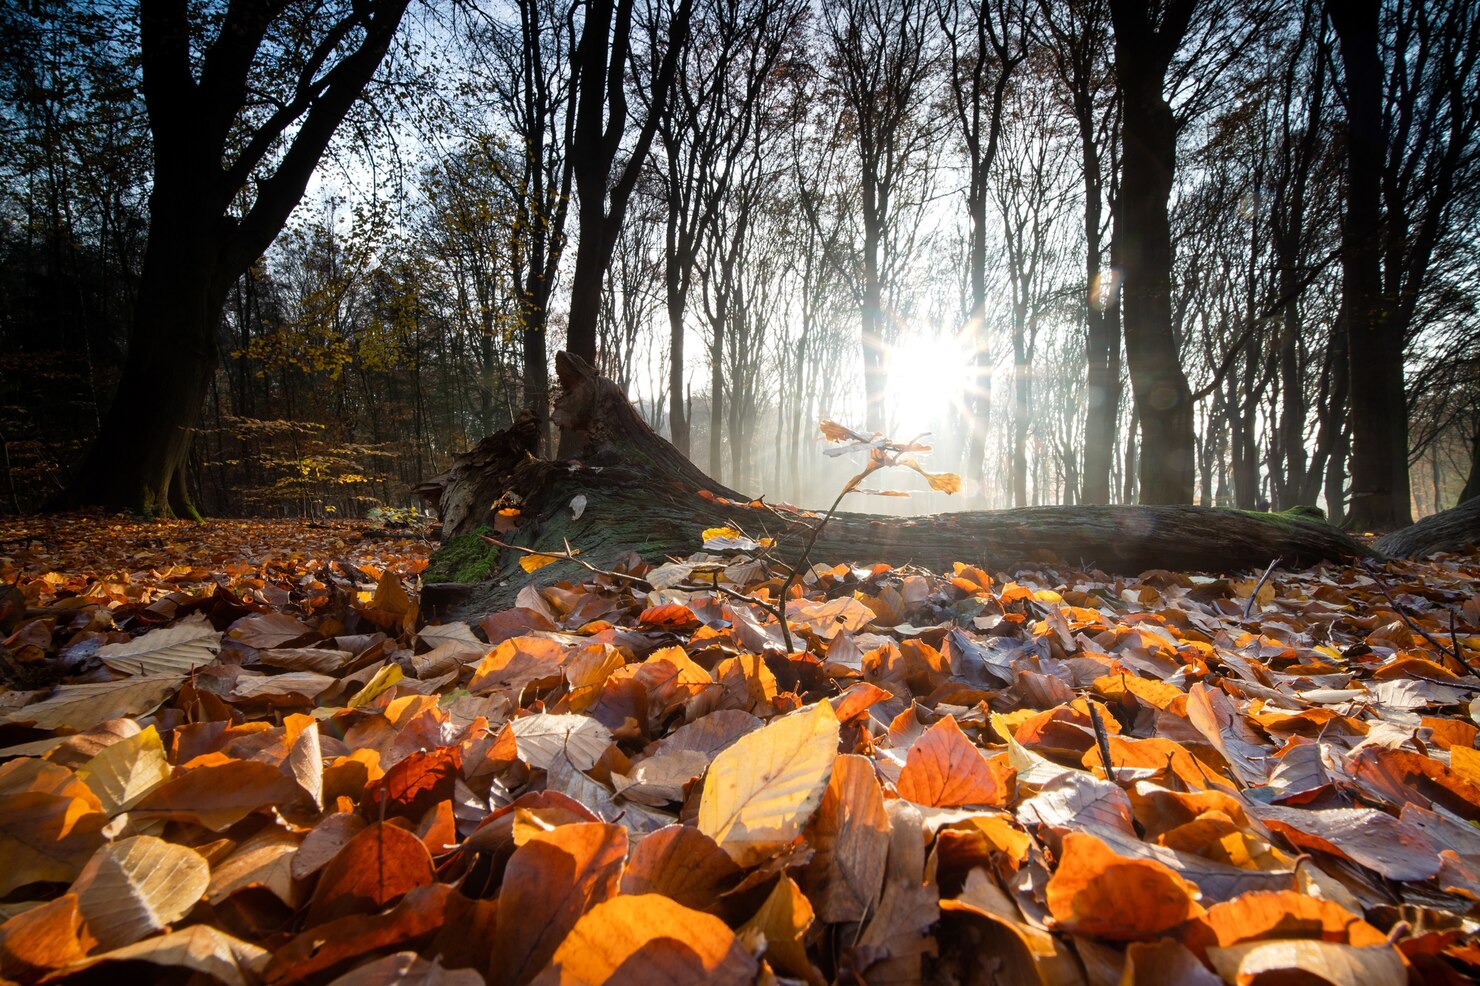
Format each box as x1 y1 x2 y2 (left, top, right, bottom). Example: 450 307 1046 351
1206 940 1406 986
621 824 742 911
0 760 108 895
305 821 437 927
327 951 486 985
491 821 628 986
54 924 269 986
801 753 890 923
70 835 210 949
134 758 303 831
362 745 462 821
0 895 94 980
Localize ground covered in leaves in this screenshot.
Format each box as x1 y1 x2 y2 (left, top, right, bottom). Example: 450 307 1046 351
1 513 1479 984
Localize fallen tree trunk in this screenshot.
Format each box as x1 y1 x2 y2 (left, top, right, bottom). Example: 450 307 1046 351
419 353 1380 619
1374 496 1480 559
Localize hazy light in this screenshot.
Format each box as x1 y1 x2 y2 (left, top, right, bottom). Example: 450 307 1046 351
884 330 977 439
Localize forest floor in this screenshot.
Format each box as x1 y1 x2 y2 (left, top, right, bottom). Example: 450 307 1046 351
0 513 1478 984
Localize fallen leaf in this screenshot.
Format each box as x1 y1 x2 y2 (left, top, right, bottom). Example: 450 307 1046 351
97 613 222 675
75 723 171 815
70 835 210 949
0 675 184 731
305 821 436 927
800 753 890 923
53 924 270 986
1206 940 1405 986
134 758 302 831
620 824 741 911
532 893 757 986
896 715 1007 808
0 894 93 979
1045 831 1204 939
492 821 627 986
698 700 840 865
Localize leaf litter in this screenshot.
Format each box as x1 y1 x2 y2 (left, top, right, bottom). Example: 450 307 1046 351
1 513 1480 982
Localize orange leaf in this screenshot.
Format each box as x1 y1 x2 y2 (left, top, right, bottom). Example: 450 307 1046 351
361 745 461 821
1045 831 1204 939
492 822 628 986
621 825 741 912
0 894 94 979
800 753 890 924
532 893 757 986
133 759 302 831
304 821 436 927
895 715 1008 807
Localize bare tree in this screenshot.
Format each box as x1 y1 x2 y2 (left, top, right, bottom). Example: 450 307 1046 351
54 0 415 517
1329 0 1480 530
936 0 1029 498
825 0 938 432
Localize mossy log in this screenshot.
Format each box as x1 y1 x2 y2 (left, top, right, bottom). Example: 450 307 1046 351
1374 496 1480 559
418 353 1381 619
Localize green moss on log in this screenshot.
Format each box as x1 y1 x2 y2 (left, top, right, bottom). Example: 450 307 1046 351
425 528 499 583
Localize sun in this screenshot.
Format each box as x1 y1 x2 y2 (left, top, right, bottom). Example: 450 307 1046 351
884 330 978 439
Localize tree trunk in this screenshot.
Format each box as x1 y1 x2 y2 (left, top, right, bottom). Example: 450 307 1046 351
50 208 221 518
1330 0 1412 531
421 353 1379 619
1109 0 1198 504
1374 495 1480 560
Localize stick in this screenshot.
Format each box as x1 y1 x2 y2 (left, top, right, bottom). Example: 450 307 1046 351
1243 557 1282 619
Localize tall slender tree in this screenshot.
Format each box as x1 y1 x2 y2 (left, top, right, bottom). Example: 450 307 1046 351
1106 0 1198 503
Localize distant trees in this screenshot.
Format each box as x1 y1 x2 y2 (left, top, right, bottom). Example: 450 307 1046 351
6 0 1480 529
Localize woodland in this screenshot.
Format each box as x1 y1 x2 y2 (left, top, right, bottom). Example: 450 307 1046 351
4 0 1480 983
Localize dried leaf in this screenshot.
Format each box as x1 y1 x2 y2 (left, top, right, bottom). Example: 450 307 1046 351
75 723 171 816
533 893 757 986
698 700 840 865
492 821 627 986
97 614 222 675
70 835 210 949
1045 832 1204 939
896 715 1007 808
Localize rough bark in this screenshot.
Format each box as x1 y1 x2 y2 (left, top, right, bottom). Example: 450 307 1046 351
1107 0 1199 504
420 353 1379 619
1329 0 1412 531
1374 497 1480 560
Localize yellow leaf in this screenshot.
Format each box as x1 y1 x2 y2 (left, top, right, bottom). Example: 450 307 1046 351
520 550 574 573
348 663 403 708
739 875 821 984
76 725 171 816
702 527 745 543
698 701 840 866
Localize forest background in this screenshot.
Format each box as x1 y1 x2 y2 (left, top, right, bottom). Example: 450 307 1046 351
1 0 1477 533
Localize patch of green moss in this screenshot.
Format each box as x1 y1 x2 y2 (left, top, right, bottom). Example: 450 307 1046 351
1224 505 1328 529
424 528 499 583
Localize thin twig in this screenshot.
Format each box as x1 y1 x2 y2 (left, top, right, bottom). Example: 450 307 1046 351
1363 560 1477 673
1243 557 1282 619
480 535 652 589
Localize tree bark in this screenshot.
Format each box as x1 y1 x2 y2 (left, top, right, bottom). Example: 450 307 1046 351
1329 0 1412 531
422 353 1379 619
1374 496 1480 560
49 0 411 517
1108 0 1198 504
